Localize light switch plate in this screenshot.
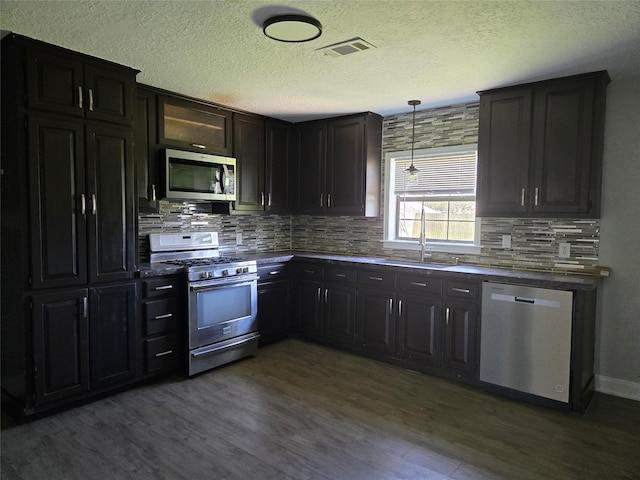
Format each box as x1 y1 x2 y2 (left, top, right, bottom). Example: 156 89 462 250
559 242 571 258
502 235 512 249
236 233 243 245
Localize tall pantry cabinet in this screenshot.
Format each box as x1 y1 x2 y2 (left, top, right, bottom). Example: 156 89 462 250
1 34 138 415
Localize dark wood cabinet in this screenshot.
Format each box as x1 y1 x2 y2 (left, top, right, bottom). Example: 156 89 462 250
89 283 137 388
265 119 294 212
477 71 610 218
257 263 292 345
25 44 135 125
234 113 266 211
139 276 183 376
27 116 135 289
295 263 324 337
134 86 160 211
295 112 382 216
397 293 443 369
441 279 481 381
158 95 233 156
32 289 90 405
356 269 397 355
323 267 357 346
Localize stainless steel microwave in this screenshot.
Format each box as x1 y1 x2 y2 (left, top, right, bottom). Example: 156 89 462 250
163 149 236 202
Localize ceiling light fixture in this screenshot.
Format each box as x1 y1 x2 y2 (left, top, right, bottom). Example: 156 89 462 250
263 14 322 43
404 100 421 182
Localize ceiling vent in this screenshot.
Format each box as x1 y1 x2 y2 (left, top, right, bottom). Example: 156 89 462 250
316 38 376 57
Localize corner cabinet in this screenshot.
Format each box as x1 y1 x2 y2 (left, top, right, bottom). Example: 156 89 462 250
476 71 610 218
295 112 382 216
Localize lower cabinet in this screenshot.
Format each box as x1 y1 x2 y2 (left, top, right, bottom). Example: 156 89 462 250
257 263 292 345
138 275 183 376
356 269 397 355
397 293 443 369
323 267 357 347
295 263 324 337
32 282 137 408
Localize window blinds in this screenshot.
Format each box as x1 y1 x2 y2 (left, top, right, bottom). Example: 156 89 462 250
394 151 477 195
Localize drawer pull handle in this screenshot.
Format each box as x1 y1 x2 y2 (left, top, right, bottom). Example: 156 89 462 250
154 285 173 291
369 276 383 281
410 282 427 287
335 273 347 278
154 313 173 320
269 271 280 275
452 288 471 294
155 350 173 358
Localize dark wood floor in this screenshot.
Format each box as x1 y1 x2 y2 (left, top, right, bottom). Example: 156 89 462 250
2 339 640 480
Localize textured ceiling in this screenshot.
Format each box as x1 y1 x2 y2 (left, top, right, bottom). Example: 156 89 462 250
2 0 640 122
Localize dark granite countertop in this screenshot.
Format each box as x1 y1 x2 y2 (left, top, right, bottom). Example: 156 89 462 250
139 251 601 290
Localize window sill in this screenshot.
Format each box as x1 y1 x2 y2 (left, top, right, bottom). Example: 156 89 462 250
383 240 482 256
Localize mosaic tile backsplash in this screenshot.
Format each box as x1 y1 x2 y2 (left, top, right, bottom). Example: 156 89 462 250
138 101 601 274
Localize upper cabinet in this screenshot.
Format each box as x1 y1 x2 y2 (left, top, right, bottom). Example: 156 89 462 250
233 114 294 213
25 44 136 125
135 86 160 211
295 112 382 217
158 95 233 156
476 71 610 218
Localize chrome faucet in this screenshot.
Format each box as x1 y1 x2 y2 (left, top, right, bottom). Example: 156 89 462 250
419 207 431 262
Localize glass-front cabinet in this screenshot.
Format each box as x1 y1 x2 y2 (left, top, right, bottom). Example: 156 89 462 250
158 95 233 156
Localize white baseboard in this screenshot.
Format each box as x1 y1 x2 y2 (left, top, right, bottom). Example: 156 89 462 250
595 375 640 401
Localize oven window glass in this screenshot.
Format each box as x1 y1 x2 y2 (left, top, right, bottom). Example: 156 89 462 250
196 283 252 328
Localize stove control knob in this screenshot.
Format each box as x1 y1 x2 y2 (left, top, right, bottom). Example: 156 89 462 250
222 269 229 276
243 267 249 273
200 272 209 279
236 267 243 274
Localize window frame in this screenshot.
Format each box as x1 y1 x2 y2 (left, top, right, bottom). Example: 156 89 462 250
383 144 482 255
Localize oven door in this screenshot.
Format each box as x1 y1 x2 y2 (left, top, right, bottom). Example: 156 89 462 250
188 275 257 349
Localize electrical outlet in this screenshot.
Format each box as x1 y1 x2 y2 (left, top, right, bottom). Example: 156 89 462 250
502 234 512 249
236 233 243 245
559 242 571 258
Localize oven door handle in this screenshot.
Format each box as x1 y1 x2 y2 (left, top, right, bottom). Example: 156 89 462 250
189 275 258 291
191 335 259 357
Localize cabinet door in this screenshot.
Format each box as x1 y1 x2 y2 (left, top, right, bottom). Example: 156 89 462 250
83 63 135 125
89 283 136 388
531 80 595 215
32 289 90 405
326 116 364 215
158 96 233 155
296 280 323 336
28 115 88 289
86 123 135 282
265 119 293 212
26 48 84 118
296 121 326 213
398 293 442 368
135 87 159 210
442 299 479 376
234 113 266 211
476 89 532 216
258 280 291 345
356 287 396 355
323 283 356 346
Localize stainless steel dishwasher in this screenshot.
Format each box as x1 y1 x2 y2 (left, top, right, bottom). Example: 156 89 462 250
480 282 573 403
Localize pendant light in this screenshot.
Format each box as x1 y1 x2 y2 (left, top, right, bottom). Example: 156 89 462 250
404 99 421 182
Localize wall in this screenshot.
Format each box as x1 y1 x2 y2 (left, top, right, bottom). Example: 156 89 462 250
595 76 640 400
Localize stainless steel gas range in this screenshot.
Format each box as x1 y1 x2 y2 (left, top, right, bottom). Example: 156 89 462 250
149 231 259 376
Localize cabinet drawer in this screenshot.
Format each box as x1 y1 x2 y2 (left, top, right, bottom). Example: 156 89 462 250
445 279 480 299
296 263 324 280
397 273 443 295
145 334 177 373
144 298 179 336
258 263 289 283
325 266 356 284
358 269 396 289
143 276 182 299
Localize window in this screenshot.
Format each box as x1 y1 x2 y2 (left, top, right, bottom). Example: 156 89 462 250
385 144 481 253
